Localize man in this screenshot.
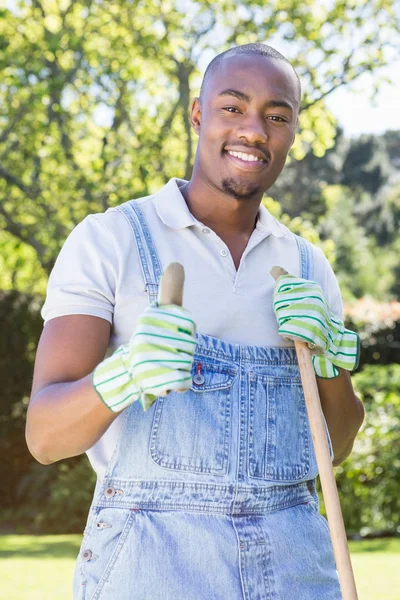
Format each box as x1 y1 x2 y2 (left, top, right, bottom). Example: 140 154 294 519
26 43 364 599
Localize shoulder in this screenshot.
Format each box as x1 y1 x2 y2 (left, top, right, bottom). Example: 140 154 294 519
75 191 159 249
94 191 156 228
306 240 335 278
286 234 332 271
297 237 343 318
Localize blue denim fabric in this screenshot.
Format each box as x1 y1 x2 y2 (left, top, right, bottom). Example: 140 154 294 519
73 201 341 599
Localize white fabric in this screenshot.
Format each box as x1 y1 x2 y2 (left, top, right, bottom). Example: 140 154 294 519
41 178 343 478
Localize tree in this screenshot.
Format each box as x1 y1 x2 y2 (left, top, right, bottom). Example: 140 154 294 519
382 130 400 169
336 365 400 536
268 127 349 218
318 185 397 301
0 0 398 286
342 134 393 195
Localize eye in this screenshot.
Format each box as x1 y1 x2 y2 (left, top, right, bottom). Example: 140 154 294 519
266 115 287 122
222 106 241 113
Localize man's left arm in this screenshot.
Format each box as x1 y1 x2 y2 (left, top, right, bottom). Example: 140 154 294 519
272 270 365 467
317 369 364 466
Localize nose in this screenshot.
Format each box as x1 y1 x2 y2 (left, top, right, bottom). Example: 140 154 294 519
236 113 268 145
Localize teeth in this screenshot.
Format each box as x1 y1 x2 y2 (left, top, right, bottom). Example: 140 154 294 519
228 151 263 162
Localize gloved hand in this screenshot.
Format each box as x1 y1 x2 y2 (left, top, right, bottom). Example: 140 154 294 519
92 302 197 412
273 274 360 379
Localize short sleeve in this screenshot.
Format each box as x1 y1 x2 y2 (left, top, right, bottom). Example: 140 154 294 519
41 215 117 325
312 246 344 320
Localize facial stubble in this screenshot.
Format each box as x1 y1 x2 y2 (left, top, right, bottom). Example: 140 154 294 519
221 177 262 201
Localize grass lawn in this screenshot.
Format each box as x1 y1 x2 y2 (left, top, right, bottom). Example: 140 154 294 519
0 535 399 599
348 538 400 600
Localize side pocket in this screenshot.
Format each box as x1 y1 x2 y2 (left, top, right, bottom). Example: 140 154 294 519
77 507 137 600
303 500 332 538
73 562 87 600
73 506 102 600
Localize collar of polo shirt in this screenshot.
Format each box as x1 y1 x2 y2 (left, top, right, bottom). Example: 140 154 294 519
155 178 287 238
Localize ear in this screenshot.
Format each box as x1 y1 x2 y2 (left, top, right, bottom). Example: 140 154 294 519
190 97 201 135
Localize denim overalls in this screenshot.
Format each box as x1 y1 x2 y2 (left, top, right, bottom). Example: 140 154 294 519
73 201 342 600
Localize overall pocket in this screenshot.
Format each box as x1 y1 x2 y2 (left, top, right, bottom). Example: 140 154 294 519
76 507 137 600
150 359 237 474
247 372 311 482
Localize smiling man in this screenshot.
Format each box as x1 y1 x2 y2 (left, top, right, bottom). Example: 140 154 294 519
180 48 301 271
27 44 363 599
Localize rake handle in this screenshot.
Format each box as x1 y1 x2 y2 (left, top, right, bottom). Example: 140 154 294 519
159 262 185 306
157 262 186 395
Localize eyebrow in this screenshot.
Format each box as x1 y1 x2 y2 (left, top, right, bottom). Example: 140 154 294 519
217 88 294 112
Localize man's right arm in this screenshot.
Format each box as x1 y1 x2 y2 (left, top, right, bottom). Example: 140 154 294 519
26 314 118 465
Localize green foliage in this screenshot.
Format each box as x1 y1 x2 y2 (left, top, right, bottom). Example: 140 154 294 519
0 291 43 507
343 135 393 195
0 291 42 417
335 365 400 536
14 457 96 534
382 130 400 168
0 288 95 534
358 179 400 247
389 235 400 297
318 185 396 301
0 0 398 283
269 124 399 302
0 232 47 294
1 1 399 538
262 195 336 264
45 459 96 532
345 299 400 367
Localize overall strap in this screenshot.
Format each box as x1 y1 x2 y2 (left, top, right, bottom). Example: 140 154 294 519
294 234 314 280
116 202 163 305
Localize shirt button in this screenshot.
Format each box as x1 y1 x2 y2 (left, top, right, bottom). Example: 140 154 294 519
202 228 210 234
104 486 116 498
82 549 93 561
220 249 228 257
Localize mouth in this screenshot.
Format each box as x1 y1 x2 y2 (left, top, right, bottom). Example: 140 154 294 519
223 149 269 172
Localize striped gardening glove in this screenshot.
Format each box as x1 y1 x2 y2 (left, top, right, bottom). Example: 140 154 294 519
273 274 360 379
92 302 197 412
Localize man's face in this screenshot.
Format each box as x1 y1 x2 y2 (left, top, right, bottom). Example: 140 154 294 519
191 54 300 201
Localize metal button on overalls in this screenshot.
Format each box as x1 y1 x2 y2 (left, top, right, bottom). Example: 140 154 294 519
104 486 116 498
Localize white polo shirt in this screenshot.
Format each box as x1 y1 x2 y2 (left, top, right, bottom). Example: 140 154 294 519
41 177 343 478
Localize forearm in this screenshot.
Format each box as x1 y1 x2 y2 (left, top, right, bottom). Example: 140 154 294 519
317 369 364 466
26 374 118 465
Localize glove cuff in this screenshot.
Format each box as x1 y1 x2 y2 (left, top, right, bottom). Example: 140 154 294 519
312 355 340 379
92 345 140 413
327 326 360 372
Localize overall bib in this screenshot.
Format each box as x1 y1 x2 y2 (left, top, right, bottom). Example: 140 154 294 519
73 202 342 600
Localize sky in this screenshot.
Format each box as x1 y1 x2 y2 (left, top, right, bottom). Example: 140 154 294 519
324 60 400 137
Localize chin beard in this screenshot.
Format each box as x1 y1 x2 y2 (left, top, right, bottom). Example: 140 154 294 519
221 177 261 200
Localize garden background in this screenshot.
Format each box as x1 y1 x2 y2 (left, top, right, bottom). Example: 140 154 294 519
1 0 399 598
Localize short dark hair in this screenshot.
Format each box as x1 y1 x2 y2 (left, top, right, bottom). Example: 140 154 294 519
199 43 301 102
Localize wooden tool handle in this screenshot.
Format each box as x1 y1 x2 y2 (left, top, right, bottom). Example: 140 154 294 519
271 265 358 600
159 262 185 306
158 262 187 395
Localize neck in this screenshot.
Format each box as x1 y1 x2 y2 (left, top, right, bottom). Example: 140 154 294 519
180 171 262 237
